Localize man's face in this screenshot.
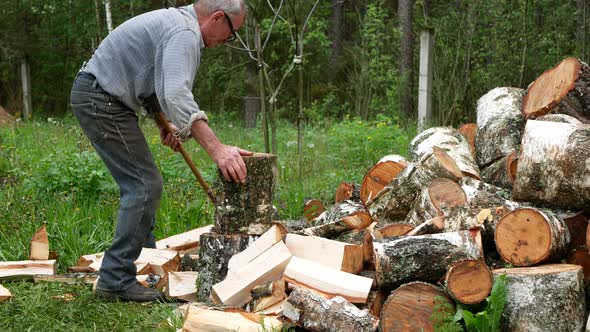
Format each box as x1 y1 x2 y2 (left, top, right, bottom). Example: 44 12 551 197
204 10 245 48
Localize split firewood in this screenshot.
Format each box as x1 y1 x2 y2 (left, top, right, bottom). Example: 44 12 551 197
559 211 588 249
475 87 525 168
513 120 590 209
493 264 586 331
196 233 253 303
360 155 408 204
480 151 517 190
313 200 372 230
495 208 570 267
29 224 49 260
380 282 454 332
566 249 590 281
363 291 386 319
182 305 283 332
155 225 212 255
376 223 414 237
137 272 166 291
258 298 287 315
212 241 291 307
367 147 462 223
405 216 445 236
0 284 12 302
282 286 379 332
247 279 286 313
404 177 467 226
408 126 480 179
167 271 198 302
0 260 56 281
442 259 492 304
521 57 590 123
334 182 361 203
215 153 277 234
373 230 483 291
34 273 97 285
283 256 373 304
302 199 326 222
227 225 283 276
69 252 103 273
458 123 477 156
89 248 180 276
285 234 363 274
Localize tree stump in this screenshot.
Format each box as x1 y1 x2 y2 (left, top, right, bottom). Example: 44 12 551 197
408 126 480 179
404 178 467 226
522 57 590 124
480 152 517 190
282 286 378 332
360 156 408 204
367 147 462 223
443 259 492 304
512 120 590 209
475 87 525 168
196 233 253 303
373 230 483 291
215 153 277 234
334 182 361 203
495 208 570 267
379 282 454 332
493 264 586 332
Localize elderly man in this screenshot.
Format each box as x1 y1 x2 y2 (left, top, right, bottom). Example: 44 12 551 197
70 0 250 302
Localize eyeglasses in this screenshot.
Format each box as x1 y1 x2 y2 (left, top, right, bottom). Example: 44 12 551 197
223 12 237 42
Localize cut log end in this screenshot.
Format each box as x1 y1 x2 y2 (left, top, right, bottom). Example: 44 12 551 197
335 182 358 203
361 160 406 204
445 259 492 304
458 123 477 156
303 199 326 222
428 178 467 212
378 223 414 237
432 146 463 180
495 209 553 266
522 57 581 119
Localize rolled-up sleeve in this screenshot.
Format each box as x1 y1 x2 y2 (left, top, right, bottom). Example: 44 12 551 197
155 29 207 140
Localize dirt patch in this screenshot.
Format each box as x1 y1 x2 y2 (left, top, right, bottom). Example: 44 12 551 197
0 105 14 126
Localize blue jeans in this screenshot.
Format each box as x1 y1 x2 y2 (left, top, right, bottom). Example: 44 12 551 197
70 71 162 291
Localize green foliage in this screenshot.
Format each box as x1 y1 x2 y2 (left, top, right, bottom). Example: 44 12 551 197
457 274 508 332
431 296 464 332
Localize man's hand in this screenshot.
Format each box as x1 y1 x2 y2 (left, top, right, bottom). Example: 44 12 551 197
213 145 253 184
159 122 181 152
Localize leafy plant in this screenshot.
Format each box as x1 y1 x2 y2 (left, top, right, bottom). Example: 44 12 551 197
431 296 464 332
456 274 508 332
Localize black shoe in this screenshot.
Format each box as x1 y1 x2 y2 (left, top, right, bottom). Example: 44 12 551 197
95 282 166 303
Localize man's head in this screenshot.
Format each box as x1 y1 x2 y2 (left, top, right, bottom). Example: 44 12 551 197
195 0 246 48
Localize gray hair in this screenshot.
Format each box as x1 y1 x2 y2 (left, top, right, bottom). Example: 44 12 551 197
195 0 245 16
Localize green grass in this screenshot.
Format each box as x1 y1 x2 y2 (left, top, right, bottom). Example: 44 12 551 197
0 113 414 331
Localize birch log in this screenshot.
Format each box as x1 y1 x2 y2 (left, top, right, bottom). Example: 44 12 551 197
367 147 462 223
404 178 467 226
360 156 408 204
493 264 586 332
282 286 378 332
512 120 590 209
334 182 361 203
495 208 570 266
521 57 590 124
373 230 483 291
408 126 480 179
480 152 517 190
443 259 492 304
475 87 525 168
380 282 454 332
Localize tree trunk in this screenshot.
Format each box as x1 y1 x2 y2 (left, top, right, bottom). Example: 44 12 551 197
244 63 259 128
475 87 525 168
104 0 113 33
360 156 408 205
443 259 492 304
214 153 277 234
398 0 414 118
328 0 344 81
196 233 253 303
512 119 590 209
367 147 462 223
495 208 570 267
409 126 480 179
20 58 32 120
254 24 269 153
522 57 590 123
283 286 378 332
373 229 483 291
493 264 586 332
380 282 454 332
93 0 103 46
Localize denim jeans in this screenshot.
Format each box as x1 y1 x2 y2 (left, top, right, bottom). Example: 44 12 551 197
70 71 162 291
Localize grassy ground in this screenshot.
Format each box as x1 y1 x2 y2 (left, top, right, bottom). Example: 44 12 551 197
0 113 414 331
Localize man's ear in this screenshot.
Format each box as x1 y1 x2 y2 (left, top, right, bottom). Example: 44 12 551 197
211 10 225 22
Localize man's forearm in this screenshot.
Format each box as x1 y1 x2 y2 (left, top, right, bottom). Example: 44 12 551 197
190 120 222 159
